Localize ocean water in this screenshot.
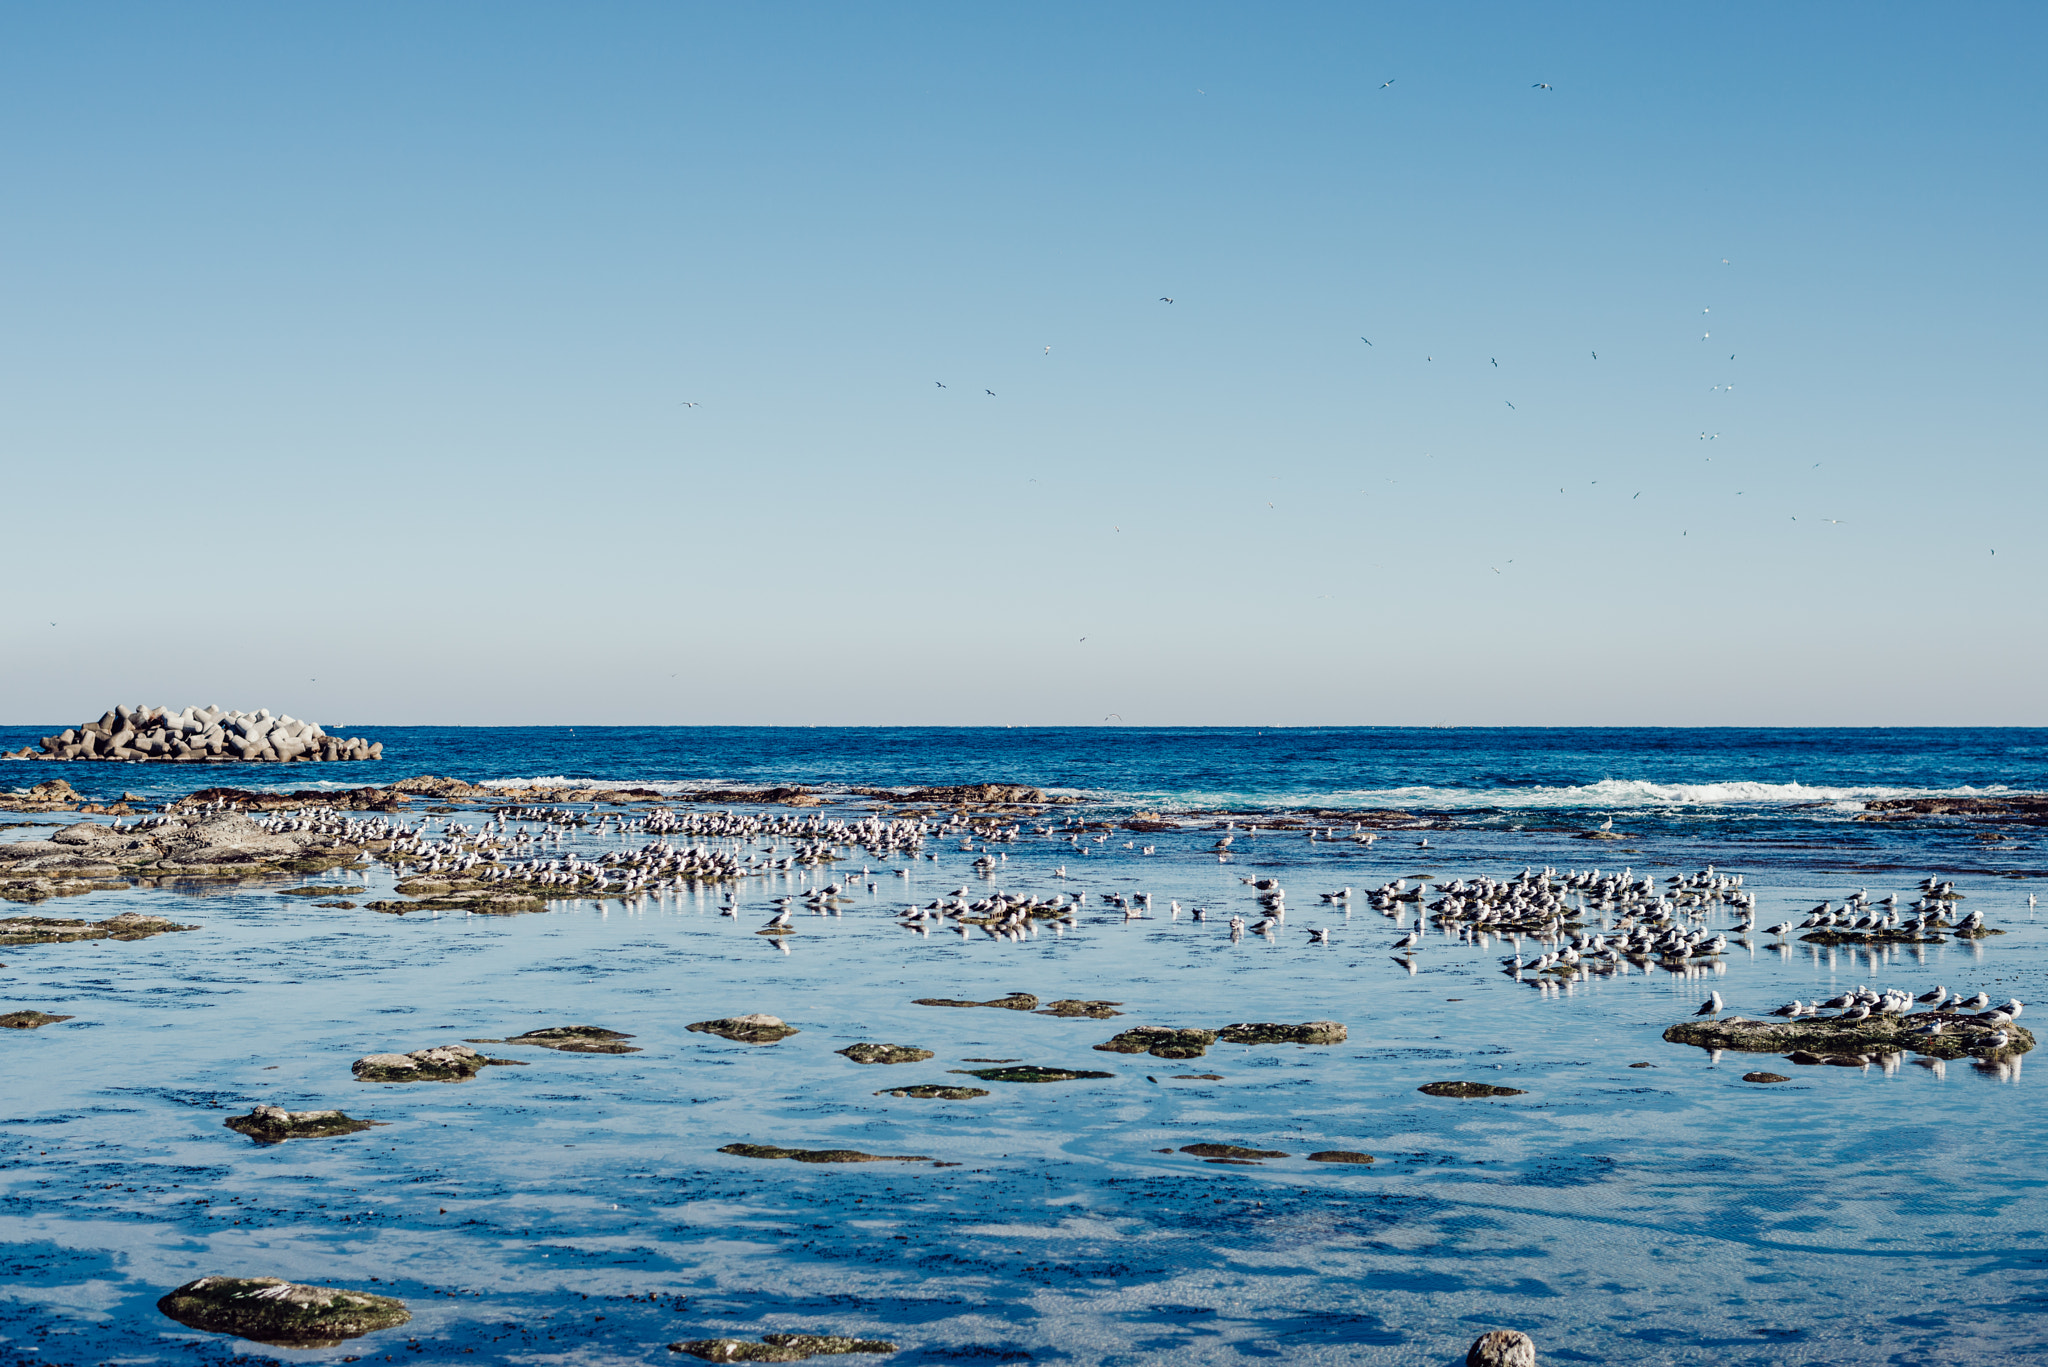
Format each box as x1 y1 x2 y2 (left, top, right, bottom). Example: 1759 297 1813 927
2 728 2044 1366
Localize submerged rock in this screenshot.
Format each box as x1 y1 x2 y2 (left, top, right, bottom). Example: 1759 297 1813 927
837 1043 934 1065
1665 1012 2033 1062
156 1276 409 1348
1743 1072 1791 1084
1420 1081 1527 1098
350 1044 524 1082
1467 1329 1537 1367
225 1105 379 1144
1094 1026 1219 1059
493 1026 641 1054
689 1015 800 1044
0 1010 75 1029
1036 999 1124 1019
717 1143 931 1164
670 1332 898 1361
1217 1020 1347 1046
912 993 1039 1011
1307 1150 1375 1164
1180 1142 1287 1159
0 910 194 942
949 1065 1116 1084
875 1085 987 1099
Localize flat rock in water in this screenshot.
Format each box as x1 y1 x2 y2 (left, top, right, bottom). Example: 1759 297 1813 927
1218 1020 1347 1046
314 900 357 909
156 1276 409 1348
1036 999 1124 1018
670 1332 898 1361
0 911 194 943
1665 1013 2032 1062
876 1085 987 1099
1 1009 75 1029
949 1065 1116 1084
1308 1150 1375 1164
1094 1026 1219 1059
912 993 1039 1011
1420 1081 1527 1098
225 1105 379 1144
838 1043 934 1065
1743 1072 1791 1084
1180 1142 1288 1159
351 1044 524 1082
279 885 366 898
689 1014 799 1044
496 1026 641 1054
717 1143 931 1164
1173 1073 1224 1080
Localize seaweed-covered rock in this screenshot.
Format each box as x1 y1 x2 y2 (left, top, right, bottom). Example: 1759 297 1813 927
350 1044 523 1082
717 1143 931 1164
0 1010 75 1029
912 993 1038 1011
689 1015 799 1044
1094 1026 1219 1059
670 1332 898 1361
876 1085 987 1099
156 1276 409 1348
494 1026 640 1054
1742 1072 1790 1084
0 910 195 943
1181 1142 1287 1159
948 1065 1115 1084
1218 1020 1347 1046
1664 1012 2032 1062
837 1043 934 1065
224 1106 379 1144
1419 1081 1526 1098
1307 1150 1375 1164
1036 999 1124 1019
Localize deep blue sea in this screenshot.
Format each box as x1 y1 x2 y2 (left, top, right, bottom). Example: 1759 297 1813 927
3 728 2044 1366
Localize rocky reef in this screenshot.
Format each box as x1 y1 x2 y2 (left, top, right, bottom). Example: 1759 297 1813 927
1665 1011 2032 1063
0 810 361 905
224 1106 379 1144
875 1084 986 1099
351 1044 525 1082
948 1065 1115 1083
717 1143 931 1164
837 1043 934 1065
1 1009 76 1029
670 1332 898 1361
483 1026 640 1053
8 704 381 764
1420 1081 1527 1098
689 1015 799 1043
1095 1027 1219 1059
156 1276 409 1348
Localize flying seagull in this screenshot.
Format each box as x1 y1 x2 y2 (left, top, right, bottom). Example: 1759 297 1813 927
1532 82 1553 90
1159 296 1174 303
1381 79 1395 88
1505 401 1515 409
1490 357 1498 367
1591 351 1598 360
935 381 946 388
1360 337 1372 346
986 389 996 396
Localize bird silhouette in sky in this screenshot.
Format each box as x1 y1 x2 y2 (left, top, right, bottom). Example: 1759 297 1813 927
1381 79 1395 88
986 389 996 396
1360 337 1372 346
935 381 946 388
1533 83 1553 90
1159 296 1174 303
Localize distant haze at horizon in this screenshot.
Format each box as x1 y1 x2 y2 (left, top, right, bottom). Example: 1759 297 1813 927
3 3 2042 727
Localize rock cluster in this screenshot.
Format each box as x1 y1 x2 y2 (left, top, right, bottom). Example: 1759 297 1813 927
8 705 381 764
0 812 359 905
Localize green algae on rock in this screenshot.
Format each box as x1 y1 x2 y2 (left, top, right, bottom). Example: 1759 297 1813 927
350 1044 525 1082
1094 1026 1219 1059
1036 999 1125 1019
492 1026 641 1054
670 1332 898 1361
949 1065 1116 1084
1181 1142 1287 1159
912 992 1039 1011
1307 1150 1375 1164
689 1014 800 1044
225 1105 380 1144
156 1276 409 1348
1664 1012 2033 1063
0 910 195 943
1419 1081 1527 1098
1 1010 75 1029
717 1143 932 1164
1218 1020 1347 1046
875 1085 988 1099
837 1043 934 1065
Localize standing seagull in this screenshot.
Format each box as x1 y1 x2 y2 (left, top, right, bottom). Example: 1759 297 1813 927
1694 991 1724 1016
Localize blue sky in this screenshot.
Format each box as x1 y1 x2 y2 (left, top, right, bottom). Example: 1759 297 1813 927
3 3 2043 725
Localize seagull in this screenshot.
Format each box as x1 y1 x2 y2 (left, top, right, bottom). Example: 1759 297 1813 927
1159 296 1174 303
1591 351 1598 360
935 381 946 388
1381 79 1395 88
1491 357 1498 367
1360 337 1372 346
1043 346 1052 354
985 389 996 396
1505 401 1515 409
1307 927 1330 943
1532 83 1553 90
1694 992 1724 1016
